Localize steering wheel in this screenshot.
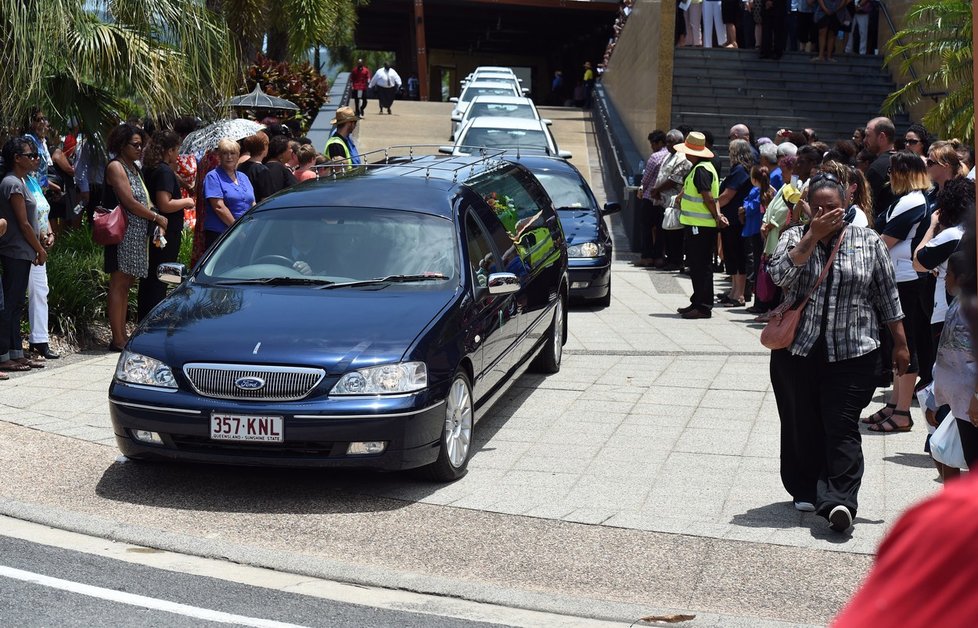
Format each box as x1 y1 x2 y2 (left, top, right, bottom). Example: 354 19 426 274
254 255 296 268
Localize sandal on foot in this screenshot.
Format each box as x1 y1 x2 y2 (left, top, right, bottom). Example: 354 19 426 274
0 372 8 380
868 410 913 433
0 360 30 372
17 357 45 369
861 403 895 425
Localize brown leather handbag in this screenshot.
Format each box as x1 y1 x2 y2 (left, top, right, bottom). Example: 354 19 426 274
761 227 846 351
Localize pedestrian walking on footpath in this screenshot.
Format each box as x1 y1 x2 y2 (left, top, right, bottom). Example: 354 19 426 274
350 59 371 117
369 62 401 115
768 173 908 533
675 132 728 319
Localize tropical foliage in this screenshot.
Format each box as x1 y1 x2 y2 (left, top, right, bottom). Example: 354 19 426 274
214 0 367 63
246 55 330 133
883 0 974 142
0 0 236 143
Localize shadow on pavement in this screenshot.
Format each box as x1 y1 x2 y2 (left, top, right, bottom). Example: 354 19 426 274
94 384 531 513
729 501 884 545
882 452 934 468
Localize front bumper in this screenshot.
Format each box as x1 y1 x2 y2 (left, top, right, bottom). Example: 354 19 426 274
567 259 611 300
109 381 447 470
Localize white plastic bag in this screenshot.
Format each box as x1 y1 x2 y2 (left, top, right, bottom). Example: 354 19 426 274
662 206 683 231
931 414 968 470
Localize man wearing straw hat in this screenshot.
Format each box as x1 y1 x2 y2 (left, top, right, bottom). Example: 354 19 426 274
674 131 728 320
325 107 363 168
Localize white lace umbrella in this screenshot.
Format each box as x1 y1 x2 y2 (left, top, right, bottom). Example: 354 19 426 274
180 118 264 155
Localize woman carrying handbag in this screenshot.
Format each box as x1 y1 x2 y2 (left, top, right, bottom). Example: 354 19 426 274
766 173 908 533
102 123 168 352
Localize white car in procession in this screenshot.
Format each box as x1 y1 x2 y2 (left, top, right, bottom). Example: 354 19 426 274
441 117 572 160
460 71 528 97
455 96 551 134
449 81 522 139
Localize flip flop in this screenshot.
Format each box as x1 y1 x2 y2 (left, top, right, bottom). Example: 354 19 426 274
861 403 895 425
0 361 30 372
868 411 913 433
0 372 9 381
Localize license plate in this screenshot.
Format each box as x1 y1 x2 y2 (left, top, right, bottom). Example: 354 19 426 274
210 414 284 442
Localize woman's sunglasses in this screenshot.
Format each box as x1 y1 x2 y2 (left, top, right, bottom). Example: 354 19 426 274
905 138 921 146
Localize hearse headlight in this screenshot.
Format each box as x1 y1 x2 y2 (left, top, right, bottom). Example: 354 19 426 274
115 351 177 389
566 241 604 258
331 362 428 395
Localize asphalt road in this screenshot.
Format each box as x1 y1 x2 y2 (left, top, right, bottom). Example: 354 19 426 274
0 535 507 628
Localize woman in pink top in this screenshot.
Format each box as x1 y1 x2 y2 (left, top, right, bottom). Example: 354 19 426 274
294 144 319 182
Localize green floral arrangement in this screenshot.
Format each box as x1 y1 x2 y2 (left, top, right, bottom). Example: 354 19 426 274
484 192 519 235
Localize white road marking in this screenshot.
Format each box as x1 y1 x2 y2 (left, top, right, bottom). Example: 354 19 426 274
0 565 308 628
1 516 624 627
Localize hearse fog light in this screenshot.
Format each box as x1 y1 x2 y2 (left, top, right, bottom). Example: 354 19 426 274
566 242 604 258
331 362 427 395
347 441 388 455
115 351 177 389
133 430 164 445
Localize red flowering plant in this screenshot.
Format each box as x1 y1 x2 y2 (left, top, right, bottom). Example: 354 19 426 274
245 55 329 134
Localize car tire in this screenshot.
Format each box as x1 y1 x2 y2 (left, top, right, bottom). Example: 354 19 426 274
420 370 474 482
531 296 565 374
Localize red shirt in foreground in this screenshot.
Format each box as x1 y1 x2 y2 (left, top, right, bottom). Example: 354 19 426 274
833 472 978 628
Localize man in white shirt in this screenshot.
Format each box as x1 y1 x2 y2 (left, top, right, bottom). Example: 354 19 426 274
368 62 402 115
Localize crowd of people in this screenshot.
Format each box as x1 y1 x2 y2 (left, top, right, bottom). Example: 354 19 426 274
675 0 878 61
638 117 976 532
0 103 367 371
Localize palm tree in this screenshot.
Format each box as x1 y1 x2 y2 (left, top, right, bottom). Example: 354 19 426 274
213 0 366 64
883 0 974 142
0 0 236 142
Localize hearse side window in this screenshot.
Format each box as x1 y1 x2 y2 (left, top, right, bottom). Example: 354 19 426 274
466 167 554 270
465 212 497 292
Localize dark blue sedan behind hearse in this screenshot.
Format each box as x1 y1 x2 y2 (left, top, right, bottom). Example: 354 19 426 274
109 154 568 481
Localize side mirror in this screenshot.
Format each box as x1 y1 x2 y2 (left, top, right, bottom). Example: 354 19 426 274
557 150 573 160
601 202 622 216
449 97 459 103
487 272 520 295
451 114 462 122
438 146 454 155
157 262 187 286
521 89 530 96
541 119 553 126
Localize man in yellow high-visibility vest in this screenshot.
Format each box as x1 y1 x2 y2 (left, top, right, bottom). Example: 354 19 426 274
674 131 728 319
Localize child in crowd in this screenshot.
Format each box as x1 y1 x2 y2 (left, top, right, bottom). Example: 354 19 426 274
741 166 774 313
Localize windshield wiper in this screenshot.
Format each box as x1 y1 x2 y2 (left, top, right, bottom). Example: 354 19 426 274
317 274 448 290
212 277 335 286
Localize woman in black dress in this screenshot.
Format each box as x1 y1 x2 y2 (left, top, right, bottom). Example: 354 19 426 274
138 130 196 320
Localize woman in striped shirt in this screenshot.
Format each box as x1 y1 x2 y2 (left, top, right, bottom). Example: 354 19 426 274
769 173 907 532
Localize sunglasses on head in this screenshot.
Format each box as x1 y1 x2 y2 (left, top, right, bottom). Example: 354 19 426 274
810 172 841 185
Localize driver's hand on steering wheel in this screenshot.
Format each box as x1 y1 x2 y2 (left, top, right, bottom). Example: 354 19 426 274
292 260 312 275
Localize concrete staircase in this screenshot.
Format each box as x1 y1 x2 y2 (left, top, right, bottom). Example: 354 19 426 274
670 47 912 168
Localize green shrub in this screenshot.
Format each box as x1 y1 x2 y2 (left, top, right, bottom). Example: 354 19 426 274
45 227 109 344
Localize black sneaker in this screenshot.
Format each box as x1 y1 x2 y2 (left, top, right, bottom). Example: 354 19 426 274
828 505 852 532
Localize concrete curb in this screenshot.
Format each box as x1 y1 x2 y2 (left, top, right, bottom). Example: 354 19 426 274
0 497 812 627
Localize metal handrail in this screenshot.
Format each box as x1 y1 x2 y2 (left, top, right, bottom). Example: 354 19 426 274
876 0 946 102
592 85 632 191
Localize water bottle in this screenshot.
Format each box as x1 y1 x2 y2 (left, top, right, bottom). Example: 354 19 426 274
72 201 85 216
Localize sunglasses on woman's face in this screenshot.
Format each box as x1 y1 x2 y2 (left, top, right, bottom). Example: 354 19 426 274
18 151 40 159
905 138 921 146
129 142 143 150
926 158 943 167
